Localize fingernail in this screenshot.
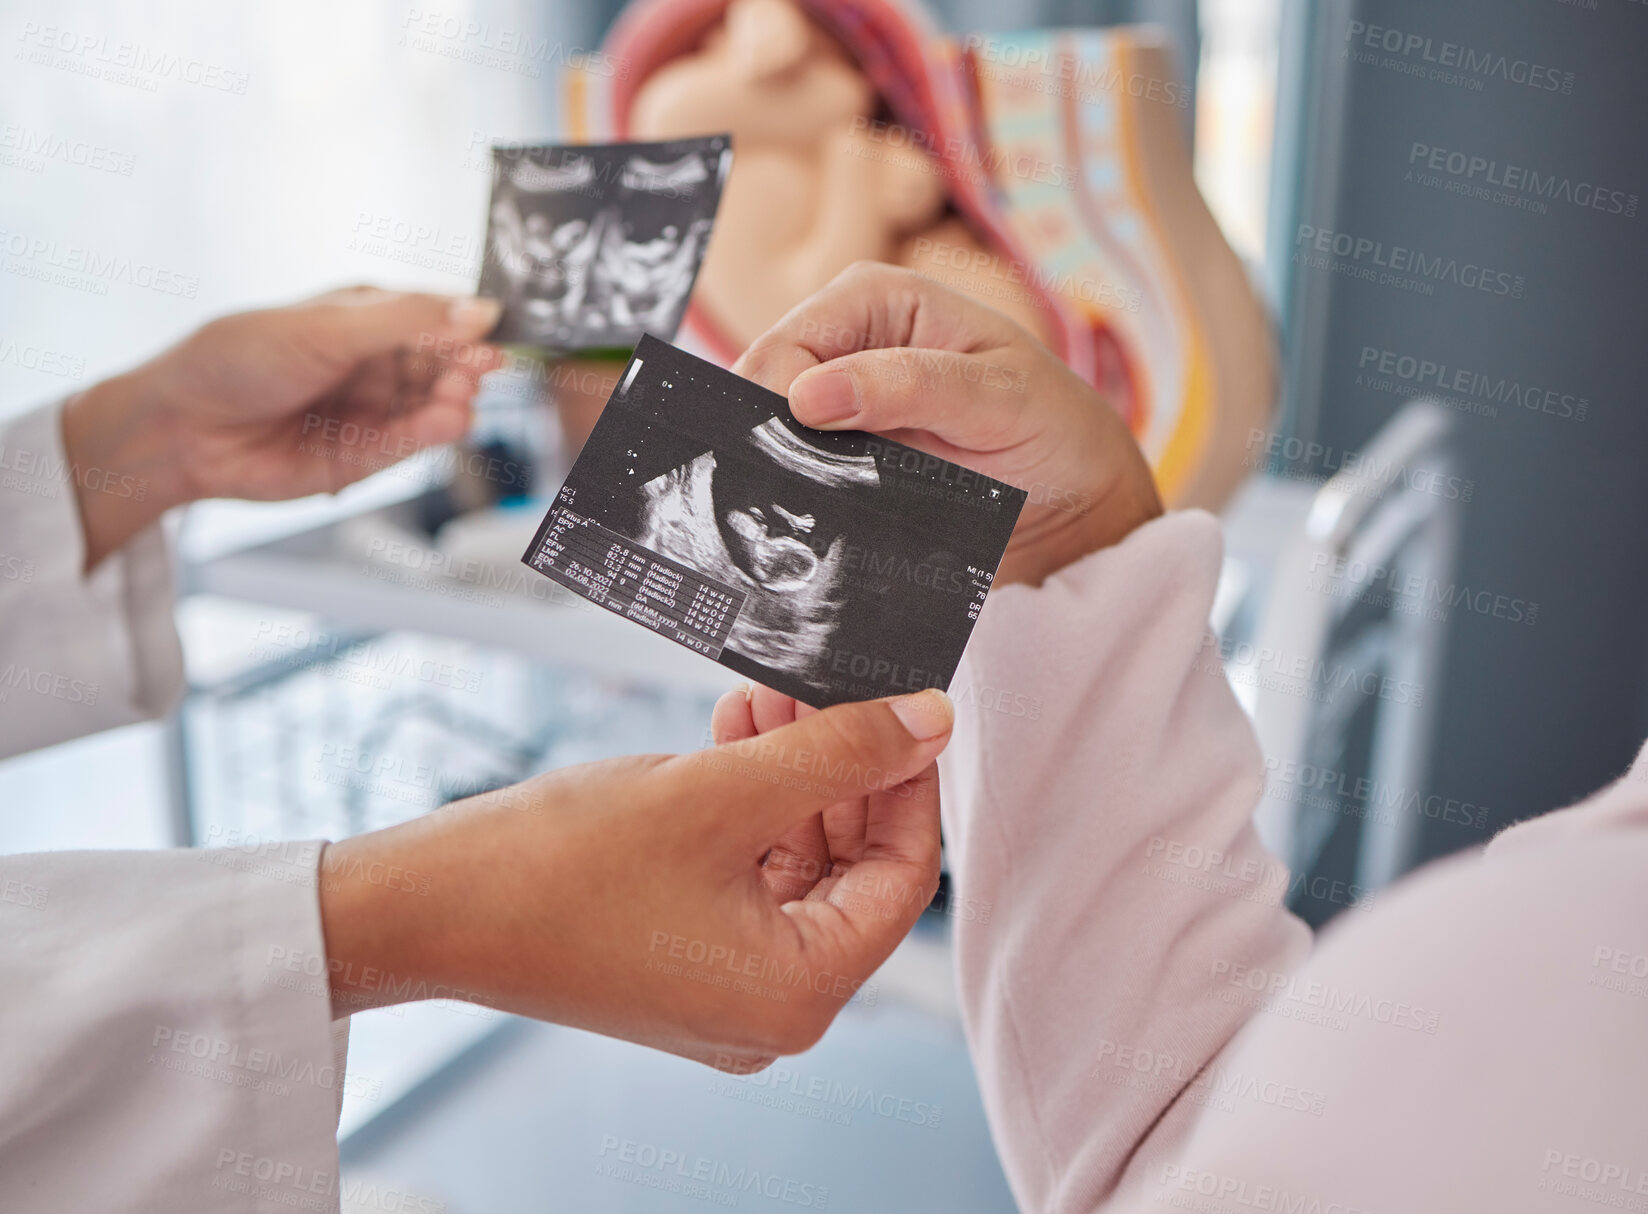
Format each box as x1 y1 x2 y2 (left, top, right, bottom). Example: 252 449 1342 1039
793 367 859 427
887 689 953 741
737 681 754 702
449 296 503 332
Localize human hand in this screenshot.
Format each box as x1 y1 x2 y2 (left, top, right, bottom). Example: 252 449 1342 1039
62 286 505 569
545 355 624 458
734 261 1163 585
705 679 929 914
317 688 953 1071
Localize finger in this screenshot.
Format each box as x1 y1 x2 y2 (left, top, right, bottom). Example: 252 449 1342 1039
719 686 832 898
761 826 831 901
398 344 444 399
316 389 475 492
785 760 942 982
334 345 501 433
690 689 954 843
711 684 756 746
399 384 474 449
819 795 870 867
749 685 799 734
859 760 942 874
733 261 1023 400
407 337 506 394
771 703 864 868
788 347 1047 454
302 288 504 366
334 349 403 418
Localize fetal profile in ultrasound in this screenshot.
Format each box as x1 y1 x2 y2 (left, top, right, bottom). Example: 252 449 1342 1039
637 416 881 692
521 337 1027 707
478 136 731 352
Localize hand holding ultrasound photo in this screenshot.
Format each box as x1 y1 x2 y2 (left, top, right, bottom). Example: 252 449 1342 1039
522 336 1026 706
478 136 732 353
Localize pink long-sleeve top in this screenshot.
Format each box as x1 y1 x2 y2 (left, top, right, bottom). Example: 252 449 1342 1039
937 510 1648 1214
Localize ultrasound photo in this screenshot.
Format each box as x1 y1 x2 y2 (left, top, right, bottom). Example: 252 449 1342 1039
477 136 732 353
521 336 1027 707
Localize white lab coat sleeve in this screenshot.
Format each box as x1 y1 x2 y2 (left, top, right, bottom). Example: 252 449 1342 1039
0 401 184 759
0 843 350 1213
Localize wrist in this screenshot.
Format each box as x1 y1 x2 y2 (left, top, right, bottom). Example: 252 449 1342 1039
316 828 450 1017
999 460 1164 586
61 369 195 570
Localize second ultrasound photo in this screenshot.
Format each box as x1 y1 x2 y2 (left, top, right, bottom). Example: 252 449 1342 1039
523 336 1026 707
478 136 732 353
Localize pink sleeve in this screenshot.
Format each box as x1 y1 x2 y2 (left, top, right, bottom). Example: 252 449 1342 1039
936 510 1310 1213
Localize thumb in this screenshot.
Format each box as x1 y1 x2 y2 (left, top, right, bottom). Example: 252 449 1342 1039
733 260 1020 399
695 688 954 844
301 287 504 364
788 347 1033 452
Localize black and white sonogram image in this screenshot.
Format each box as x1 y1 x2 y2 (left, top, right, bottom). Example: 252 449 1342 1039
477 136 731 352
521 336 1027 707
